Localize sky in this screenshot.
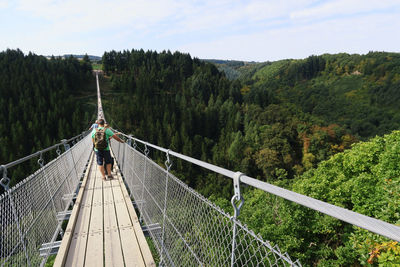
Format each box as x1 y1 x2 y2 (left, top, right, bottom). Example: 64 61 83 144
0 0 399 62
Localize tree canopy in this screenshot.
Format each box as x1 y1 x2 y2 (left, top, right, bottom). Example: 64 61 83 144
0 49 94 191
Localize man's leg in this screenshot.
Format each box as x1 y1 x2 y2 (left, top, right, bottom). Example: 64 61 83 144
99 164 106 179
106 164 112 179
96 151 107 180
104 150 113 179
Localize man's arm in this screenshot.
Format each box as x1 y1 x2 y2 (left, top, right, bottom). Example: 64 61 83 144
111 133 125 143
91 129 96 144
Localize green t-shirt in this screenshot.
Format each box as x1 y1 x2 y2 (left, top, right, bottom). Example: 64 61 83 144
92 127 114 151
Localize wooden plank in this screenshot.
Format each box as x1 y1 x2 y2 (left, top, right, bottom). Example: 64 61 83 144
111 178 146 267
57 148 155 267
84 164 104 267
65 160 97 267
116 171 156 267
103 178 125 267
53 152 94 267
110 147 156 267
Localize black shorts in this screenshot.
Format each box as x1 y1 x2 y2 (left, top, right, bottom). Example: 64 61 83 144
95 150 112 165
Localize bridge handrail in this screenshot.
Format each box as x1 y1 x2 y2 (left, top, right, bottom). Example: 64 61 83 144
111 136 301 266
1 131 89 170
0 133 93 266
116 130 400 242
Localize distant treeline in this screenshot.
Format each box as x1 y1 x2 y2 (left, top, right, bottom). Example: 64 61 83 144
63 54 102 62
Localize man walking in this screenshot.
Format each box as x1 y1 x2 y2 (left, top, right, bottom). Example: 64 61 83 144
92 119 124 180
90 120 99 130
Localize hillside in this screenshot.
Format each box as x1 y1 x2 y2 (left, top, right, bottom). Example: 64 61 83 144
102 51 400 193
0 49 96 191
239 52 400 138
101 50 362 197
202 59 261 80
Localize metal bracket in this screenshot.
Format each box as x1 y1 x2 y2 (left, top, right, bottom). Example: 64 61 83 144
133 140 137 150
39 241 62 256
56 145 61 156
231 172 245 218
56 210 72 222
233 172 243 198
142 223 161 236
0 165 10 191
61 139 70 151
127 135 132 146
165 149 172 170
38 152 44 167
132 200 146 208
62 193 77 202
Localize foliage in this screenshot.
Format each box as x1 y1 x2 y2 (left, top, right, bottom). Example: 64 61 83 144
103 50 359 199
294 131 400 264
0 49 94 192
45 255 56 267
245 52 400 139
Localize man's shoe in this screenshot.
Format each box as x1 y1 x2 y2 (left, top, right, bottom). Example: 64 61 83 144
107 175 113 180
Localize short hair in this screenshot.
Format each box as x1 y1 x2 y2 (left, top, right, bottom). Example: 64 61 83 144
98 119 105 126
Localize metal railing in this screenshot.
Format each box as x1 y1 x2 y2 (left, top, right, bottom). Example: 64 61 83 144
0 133 92 267
111 135 302 266
111 132 400 266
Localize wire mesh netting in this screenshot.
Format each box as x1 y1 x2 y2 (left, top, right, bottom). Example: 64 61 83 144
111 140 301 267
0 134 92 266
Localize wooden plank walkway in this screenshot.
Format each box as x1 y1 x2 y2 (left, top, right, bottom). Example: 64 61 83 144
54 151 155 267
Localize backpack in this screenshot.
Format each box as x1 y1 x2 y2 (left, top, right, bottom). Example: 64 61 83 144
94 128 108 150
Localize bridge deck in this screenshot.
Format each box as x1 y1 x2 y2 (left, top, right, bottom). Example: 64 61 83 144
54 151 155 267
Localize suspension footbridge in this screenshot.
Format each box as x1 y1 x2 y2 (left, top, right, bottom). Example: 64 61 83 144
1 72 400 266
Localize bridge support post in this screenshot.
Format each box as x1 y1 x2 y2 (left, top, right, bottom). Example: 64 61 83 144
62 139 80 186
139 144 150 223
230 172 245 267
121 138 126 174
160 150 172 267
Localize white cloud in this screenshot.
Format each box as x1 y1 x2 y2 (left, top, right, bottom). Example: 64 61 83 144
178 11 400 61
16 0 179 33
161 0 319 37
290 0 400 20
243 0 315 21
0 0 8 8
2 0 400 60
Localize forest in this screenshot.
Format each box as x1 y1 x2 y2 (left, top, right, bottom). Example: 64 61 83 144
0 49 95 192
1 48 400 265
102 49 400 265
